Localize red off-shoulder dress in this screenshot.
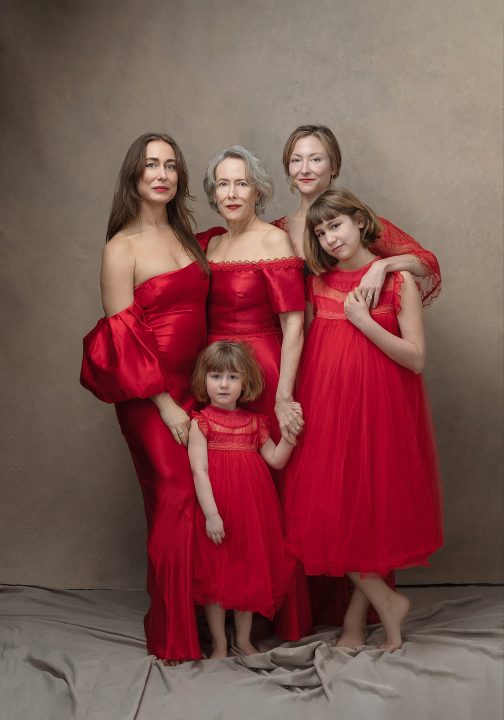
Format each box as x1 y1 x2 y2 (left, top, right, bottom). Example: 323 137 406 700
80 262 209 660
284 263 443 575
192 406 293 619
197 228 305 442
197 228 313 639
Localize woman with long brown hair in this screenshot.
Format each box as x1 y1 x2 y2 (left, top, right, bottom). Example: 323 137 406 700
81 133 209 663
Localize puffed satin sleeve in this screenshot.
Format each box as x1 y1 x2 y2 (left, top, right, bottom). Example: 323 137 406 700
261 258 306 314
374 217 441 306
80 303 169 403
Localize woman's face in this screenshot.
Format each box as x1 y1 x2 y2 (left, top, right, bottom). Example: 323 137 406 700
137 140 178 204
214 157 259 223
288 135 333 199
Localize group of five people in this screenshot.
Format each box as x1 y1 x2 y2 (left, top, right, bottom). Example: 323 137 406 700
81 125 442 664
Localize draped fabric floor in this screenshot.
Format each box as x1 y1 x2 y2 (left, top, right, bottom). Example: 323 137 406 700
1 585 502 720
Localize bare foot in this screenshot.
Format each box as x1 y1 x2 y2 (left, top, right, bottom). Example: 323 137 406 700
335 626 366 649
378 593 410 651
161 659 183 666
233 638 259 656
209 646 228 659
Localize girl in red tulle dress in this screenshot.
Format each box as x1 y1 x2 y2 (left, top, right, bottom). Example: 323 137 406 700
188 341 298 658
284 189 443 651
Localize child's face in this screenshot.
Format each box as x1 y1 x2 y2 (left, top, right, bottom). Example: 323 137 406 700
206 370 243 410
314 214 364 266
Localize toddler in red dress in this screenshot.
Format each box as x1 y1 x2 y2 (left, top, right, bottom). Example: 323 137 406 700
284 189 443 651
189 341 300 658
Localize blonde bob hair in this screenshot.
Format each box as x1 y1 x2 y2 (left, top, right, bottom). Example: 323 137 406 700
304 189 383 275
192 341 264 404
203 146 274 215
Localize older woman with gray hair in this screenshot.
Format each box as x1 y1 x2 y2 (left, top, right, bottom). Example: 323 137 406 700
197 146 305 445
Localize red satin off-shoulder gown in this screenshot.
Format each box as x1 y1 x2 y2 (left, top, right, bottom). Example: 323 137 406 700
197 228 312 639
80 262 209 660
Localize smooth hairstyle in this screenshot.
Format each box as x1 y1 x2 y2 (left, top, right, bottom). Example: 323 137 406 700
192 341 265 403
304 188 383 275
282 125 342 181
203 145 274 215
106 132 208 272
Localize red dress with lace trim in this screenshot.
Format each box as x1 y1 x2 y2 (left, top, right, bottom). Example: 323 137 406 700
192 405 294 619
80 262 209 660
271 216 441 305
283 261 443 576
197 228 305 443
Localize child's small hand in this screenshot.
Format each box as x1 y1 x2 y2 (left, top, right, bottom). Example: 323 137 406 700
206 513 225 545
344 288 371 328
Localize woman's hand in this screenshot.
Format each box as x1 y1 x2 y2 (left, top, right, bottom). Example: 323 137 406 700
357 259 387 308
344 288 371 329
152 393 190 447
275 399 304 444
206 513 225 545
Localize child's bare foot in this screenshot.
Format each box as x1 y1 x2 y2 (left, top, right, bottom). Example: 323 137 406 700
378 593 410 651
234 638 259 656
161 659 183 666
335 625 366 649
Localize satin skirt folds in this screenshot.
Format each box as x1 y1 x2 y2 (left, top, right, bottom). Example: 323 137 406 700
115 397 201 661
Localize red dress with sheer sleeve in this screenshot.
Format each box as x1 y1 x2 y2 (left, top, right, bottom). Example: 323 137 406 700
271 216 441 305
191 406 293 618
80 262 209 661
284 262 443 575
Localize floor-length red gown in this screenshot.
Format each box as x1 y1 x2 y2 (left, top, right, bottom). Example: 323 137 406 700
283 263 443 576
192 406 293 619
80 262 209 660
197 228 312 639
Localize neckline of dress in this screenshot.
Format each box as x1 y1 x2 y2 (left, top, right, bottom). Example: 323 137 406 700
134 261 196 290
208 256 302 267
204 404 245 415
333 257 380 275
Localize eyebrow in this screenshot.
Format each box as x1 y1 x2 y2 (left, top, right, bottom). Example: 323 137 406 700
291 152 324 158
145 156 176 162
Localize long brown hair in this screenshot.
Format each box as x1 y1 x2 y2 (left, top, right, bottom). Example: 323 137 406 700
305 189 382 275
106 132 208 272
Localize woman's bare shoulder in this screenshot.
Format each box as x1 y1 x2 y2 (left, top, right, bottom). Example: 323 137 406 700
260 224 295 258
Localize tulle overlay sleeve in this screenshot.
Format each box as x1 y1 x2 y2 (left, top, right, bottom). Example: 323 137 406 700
80 302 169 403
262 258 305 313
257 414 271 447
191 411 209 438
374 218 441 305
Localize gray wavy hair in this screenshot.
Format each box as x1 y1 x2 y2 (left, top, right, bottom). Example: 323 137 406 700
203 145 274 215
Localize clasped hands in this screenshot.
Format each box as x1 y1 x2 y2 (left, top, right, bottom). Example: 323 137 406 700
275 399 304 444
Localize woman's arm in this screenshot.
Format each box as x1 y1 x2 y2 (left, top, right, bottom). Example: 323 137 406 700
100 237 135 316
358 255 424 309
188 420 225 544
260 437 296 469
276 310 305 442
359 218 441 308
344 272 425 373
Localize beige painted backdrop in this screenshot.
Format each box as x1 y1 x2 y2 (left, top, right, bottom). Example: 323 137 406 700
1 0 502 587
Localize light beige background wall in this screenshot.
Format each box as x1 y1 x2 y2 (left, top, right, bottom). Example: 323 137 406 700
1 0 502 587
